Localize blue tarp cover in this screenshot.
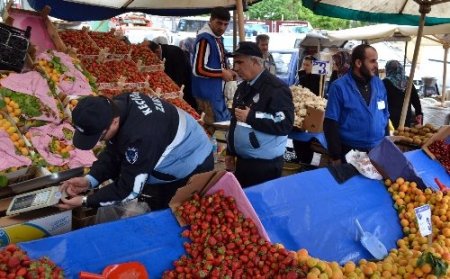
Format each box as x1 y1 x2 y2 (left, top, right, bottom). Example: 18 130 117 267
289 130 327 148
26 0 259 21
19 150 449 278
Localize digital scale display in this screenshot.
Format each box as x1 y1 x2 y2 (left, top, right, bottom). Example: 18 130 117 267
7 187 63 216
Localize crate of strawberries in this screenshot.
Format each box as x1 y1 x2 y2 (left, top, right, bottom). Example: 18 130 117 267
422 125 450 173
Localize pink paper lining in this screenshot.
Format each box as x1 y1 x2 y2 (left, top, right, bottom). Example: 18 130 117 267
0 71 60 123
9 11 56 54
29 123 96 167
205 172 271 242
0 130 31 171
37 51 93 97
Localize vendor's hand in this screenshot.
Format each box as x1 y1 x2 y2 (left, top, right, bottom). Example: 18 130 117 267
225 155 236 172
57 196 83 210
222 69 235 82
235 107 250 123
415 114 423 125
60 177 89 197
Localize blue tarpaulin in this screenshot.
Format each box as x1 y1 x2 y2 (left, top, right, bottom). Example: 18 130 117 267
19 150 449 278
26 0 261 21
289 130 327 148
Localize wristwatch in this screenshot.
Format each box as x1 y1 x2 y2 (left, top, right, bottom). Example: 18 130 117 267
81 196 88 207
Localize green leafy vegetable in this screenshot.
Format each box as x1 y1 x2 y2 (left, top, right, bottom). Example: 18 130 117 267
0 88 42 117
417 251 449 277
50 56 68 74
62 127 73 140
0 175 8 187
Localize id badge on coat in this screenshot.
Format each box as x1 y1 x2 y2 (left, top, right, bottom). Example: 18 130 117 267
377 100 386 110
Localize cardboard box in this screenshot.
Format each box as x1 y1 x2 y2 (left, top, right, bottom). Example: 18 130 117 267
422 125 450 160
169 171 270 241
0 205 71 247
302 106 324 133
5 6 67 54
4 166 49 187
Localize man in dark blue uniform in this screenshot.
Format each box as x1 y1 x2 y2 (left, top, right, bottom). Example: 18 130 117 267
225 42 294 187
324 44 389 165
59 93 213 210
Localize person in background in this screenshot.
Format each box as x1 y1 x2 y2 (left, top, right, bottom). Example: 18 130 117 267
148 39 196 111
179 37 196 67
293 55 322 165
329 50 351 85
256 34 276 75
225 42 294 188
59 93 213 211
324 44 389 164
178 37 198 111
383 60 423 128
150 37 189 91
192 6 235 127
297 55 321 96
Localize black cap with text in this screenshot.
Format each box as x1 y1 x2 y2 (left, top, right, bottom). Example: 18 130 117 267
72 96 113 150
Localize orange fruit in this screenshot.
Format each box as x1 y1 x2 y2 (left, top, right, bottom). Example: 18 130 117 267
297 248 309 263
396 177 405 185
420 263 432 274
343 261 356 274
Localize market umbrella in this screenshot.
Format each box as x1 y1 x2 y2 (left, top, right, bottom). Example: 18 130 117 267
27 0 262 21
303 0 450 128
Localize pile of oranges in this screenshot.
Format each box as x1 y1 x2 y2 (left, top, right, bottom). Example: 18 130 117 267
37 59 61 83
0 113 29 156
289 177 450 279
3 97 21 122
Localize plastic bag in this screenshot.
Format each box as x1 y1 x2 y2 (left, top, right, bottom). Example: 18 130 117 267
224 80 238 101
368 137 426 189
95 199 151 224
345 150 383 180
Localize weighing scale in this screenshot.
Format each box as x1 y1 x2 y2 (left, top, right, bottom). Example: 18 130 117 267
6 186 65 216
4 167 84 216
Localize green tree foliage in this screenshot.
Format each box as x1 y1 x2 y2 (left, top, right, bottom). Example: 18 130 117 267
248 0 365 30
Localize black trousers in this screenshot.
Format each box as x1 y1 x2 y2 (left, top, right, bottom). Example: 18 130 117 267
140 152 214 211
293 140 314 164
235 156 284 188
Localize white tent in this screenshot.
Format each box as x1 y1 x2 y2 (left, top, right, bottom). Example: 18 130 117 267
325 23 450 42
325 24 450 104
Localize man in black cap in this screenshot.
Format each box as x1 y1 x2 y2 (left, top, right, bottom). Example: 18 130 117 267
59 93 213 210
225 42 294 187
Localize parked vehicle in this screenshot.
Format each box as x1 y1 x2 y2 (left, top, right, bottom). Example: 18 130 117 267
271 49 299 86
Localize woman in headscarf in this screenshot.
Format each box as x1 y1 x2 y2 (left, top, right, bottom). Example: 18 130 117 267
329 50 351 84
179 37 196 67
383 60 423 128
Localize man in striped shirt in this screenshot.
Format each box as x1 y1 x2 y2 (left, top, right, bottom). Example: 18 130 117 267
192 6 236 127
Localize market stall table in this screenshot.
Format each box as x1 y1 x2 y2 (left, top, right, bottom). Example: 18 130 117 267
18 150 449 278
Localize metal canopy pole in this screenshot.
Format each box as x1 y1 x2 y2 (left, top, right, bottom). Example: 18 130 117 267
236 0 245 41
442 44 449 105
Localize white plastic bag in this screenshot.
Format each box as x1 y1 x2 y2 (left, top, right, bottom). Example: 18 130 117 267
224 80 238 101
95 199 151 224
345 150 383 180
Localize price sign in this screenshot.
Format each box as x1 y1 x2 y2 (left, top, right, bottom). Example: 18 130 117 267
312 60 330 75
414 204 432 237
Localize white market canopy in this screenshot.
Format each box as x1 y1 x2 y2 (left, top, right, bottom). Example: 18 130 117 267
26 0 262 21
325 23 450 42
